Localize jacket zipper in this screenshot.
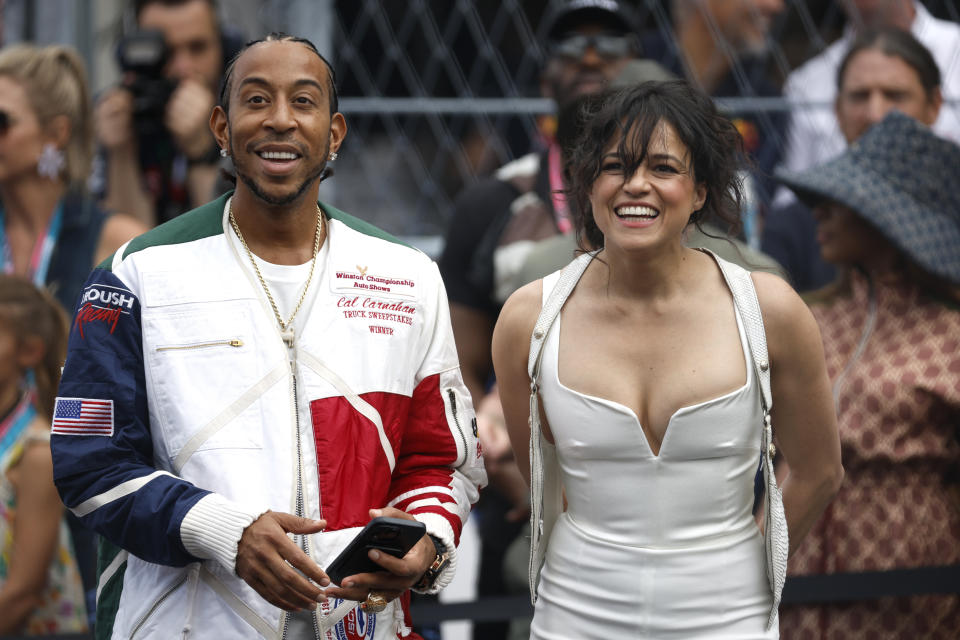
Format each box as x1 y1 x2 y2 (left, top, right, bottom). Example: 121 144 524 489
129 574 189 639
281 338 323 640
156 339 244 352
446 389 470 462
831 279 878 407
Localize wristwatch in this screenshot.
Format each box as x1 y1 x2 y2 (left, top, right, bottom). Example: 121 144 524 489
414 535 450 591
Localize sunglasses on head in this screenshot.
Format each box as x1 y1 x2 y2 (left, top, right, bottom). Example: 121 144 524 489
549 34 635 60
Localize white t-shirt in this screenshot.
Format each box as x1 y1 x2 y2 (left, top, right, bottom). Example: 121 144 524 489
226 206 329 340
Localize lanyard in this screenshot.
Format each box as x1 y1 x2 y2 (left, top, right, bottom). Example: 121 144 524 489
547 142 572 234
0 391 37 472
0 200 65 287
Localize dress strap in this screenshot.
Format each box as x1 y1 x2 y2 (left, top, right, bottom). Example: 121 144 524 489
525 251 595 604
704 249 787 630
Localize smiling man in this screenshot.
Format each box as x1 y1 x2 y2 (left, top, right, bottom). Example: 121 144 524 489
51 33 485 640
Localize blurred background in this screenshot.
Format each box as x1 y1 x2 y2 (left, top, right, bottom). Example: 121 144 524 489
2 0 956 245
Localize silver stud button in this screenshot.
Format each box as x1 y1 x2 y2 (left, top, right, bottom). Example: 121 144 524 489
759 359 769 371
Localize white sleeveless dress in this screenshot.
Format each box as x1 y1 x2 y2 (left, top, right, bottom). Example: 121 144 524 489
529 269 778 639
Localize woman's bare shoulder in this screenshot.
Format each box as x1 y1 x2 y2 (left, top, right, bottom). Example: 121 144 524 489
751 271 824 360
492 279 544 357
499 279 544 328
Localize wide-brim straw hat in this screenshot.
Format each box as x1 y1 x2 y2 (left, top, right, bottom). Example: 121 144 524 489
775 111 960 285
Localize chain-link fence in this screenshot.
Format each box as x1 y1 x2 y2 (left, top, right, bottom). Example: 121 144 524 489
324 0 960 241
3 1 958 240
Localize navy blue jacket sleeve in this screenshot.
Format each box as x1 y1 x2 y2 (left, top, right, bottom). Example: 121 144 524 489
51 266 211 566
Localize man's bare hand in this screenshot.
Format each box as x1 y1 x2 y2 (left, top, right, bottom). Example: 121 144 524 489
165 78 216 160
95 87 136 152
235 511 329 611
322 508 437 605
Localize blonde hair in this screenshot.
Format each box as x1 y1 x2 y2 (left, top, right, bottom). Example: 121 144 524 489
0 275 70 418
0 44 93 188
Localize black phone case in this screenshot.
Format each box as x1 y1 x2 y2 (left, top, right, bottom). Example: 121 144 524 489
325 517 426 584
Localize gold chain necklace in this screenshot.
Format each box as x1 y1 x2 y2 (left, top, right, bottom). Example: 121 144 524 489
229 200 323 344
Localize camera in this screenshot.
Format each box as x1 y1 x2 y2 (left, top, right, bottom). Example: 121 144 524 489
116 29 176 137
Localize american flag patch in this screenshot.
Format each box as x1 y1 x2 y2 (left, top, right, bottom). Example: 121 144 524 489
52 398 114 436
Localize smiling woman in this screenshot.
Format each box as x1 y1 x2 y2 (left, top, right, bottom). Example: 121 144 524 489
492 80 844 639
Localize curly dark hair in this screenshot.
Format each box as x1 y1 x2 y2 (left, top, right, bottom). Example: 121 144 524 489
565 80 745 250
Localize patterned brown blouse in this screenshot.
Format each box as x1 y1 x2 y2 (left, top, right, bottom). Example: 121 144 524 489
781 272 960 639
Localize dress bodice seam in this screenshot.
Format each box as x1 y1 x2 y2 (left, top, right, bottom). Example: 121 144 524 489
544 283 757 458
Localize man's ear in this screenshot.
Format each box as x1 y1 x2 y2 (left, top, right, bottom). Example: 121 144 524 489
210 105 229 154
16 335 45 371
926 86 943 126
328 112 347 154
539 63 558 101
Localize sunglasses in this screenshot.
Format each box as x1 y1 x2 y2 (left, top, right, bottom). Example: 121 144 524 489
0 110 12 135
549 34 636 60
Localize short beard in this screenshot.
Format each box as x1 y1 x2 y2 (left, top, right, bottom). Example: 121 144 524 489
237 162 326 207
228 124 331 207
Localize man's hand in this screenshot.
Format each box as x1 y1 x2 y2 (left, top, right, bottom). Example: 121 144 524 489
235 511 329 611
322 508 437 605
95 87 136 152
165 78 216 160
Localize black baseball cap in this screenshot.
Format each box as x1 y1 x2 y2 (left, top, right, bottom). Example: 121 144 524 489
542 0 641 40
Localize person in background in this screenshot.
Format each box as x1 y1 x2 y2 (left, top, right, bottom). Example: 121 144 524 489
763 27 942 291
0 44 146 313
95 0 239 226
642 0 787 211
777 0 960 190
493 80 842 638
0 275 87 636
0 43 147 624
776 110 960 639
439 3 640 637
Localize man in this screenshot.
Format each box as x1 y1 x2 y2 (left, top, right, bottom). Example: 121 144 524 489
777 0 960 184
642 0 787 207
52 33 485 640
95 0 237 226
764 27 943 291
438 2 639 638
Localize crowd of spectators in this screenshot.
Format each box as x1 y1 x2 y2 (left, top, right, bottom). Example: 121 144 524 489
0 0 958 638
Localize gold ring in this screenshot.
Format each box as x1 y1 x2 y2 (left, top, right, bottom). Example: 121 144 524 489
361 592 388 615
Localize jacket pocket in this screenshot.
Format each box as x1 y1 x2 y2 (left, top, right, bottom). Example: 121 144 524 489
144 302 264 459
128 572 189 640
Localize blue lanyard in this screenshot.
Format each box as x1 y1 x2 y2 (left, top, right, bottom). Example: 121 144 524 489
0 392 37 471
0 200 65 287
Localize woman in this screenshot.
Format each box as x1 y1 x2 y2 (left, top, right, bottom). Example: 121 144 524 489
0 275 87 634
776 111 960 638
0 44 145 311
492 81 843 638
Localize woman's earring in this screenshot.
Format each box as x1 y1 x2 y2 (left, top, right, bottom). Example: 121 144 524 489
220 148 229 158
37 143 65 179
328 151 338 161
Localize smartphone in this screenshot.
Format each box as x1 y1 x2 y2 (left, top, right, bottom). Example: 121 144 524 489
325 517 426 584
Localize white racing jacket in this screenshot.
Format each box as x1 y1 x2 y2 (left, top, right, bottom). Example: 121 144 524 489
51 193 486 639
